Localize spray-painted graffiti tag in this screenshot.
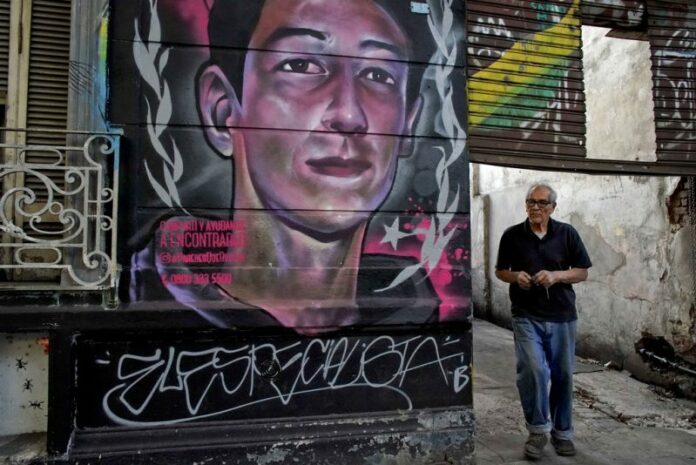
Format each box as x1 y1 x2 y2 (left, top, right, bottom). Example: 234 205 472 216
648 2 696 161
78 334 470 427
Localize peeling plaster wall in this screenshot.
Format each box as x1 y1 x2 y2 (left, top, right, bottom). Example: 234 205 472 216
583 26 657 162
470 26 695 379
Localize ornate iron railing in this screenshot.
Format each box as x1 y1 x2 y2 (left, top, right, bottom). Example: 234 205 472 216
0 128 121 292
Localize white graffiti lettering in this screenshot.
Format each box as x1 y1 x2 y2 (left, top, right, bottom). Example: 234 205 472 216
102 336 470 427
656 27 696 148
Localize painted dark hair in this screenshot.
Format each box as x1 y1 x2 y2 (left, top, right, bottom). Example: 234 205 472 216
206 0 436 106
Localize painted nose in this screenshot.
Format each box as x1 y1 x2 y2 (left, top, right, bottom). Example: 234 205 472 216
321 76 368 135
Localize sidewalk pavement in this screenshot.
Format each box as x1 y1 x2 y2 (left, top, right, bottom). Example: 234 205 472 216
473 318 696 464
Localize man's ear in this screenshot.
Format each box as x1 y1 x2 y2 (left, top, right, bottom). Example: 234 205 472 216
399 95 423 157
197 65 241 157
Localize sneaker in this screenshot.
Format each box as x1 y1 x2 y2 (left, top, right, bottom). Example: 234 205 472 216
551 436 576 456
524 433 547 460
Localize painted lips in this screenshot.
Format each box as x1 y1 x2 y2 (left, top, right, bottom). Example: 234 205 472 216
306 157 372 178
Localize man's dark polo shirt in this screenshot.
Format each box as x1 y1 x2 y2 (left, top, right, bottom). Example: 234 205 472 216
496 218 592 322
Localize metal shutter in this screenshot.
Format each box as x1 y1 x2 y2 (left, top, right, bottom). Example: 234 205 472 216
581 0 646 29
24 0 71 201
466 0 586 164
18 0 71 277
0 0 10 95
647 1 696 163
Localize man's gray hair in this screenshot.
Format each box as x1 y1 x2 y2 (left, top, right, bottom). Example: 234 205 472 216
526 183 558 204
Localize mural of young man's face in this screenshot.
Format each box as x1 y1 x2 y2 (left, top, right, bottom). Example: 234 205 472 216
200 0 421 237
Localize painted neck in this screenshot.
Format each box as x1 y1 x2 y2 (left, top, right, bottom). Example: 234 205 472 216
224 162 365 329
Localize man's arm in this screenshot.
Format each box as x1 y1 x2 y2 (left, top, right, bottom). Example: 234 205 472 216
495 269 533 289
533 268 588 288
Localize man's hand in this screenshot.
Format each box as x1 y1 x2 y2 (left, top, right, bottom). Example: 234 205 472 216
516 271 534 289
533 268 589 288
533 270 558 288
495 269 534 289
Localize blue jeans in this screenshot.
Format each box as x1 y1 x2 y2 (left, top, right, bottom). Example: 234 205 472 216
511 317 576 440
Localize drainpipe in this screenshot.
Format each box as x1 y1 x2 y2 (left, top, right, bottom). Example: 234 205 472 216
471 164 492 320
638 348 696 378
482 194 492 320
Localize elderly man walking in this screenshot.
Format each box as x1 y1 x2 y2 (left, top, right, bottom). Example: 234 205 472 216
495 184 592 460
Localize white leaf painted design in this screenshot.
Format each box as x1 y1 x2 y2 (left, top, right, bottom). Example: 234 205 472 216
378 0 467 293
133 0 186 210
145 161 172 208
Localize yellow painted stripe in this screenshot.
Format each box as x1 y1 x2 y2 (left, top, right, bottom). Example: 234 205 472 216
468 0 581 127
468 60 576 86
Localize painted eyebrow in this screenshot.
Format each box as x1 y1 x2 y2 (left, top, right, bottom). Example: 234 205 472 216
261 28 407 59
261 27 327 48
360 39 407 59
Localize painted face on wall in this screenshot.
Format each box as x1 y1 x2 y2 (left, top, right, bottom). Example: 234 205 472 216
231 0 420 236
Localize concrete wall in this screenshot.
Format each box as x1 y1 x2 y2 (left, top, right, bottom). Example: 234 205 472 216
470 26 696 390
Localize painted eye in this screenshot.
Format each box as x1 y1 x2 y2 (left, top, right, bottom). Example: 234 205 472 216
361 67 396 86
278 59 325 75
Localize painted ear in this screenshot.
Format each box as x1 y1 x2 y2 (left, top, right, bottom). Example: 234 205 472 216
399 95 423 158
197 65 241 158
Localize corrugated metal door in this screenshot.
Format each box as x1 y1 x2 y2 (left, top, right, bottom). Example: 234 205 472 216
581 0 645 29
466 0 585 163
647 1 696 163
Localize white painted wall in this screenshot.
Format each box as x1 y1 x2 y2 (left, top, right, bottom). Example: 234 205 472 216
470 27 695 373
0 333 49 436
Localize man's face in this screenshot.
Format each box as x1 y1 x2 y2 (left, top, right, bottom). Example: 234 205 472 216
526 187 556 226
234 0 416 235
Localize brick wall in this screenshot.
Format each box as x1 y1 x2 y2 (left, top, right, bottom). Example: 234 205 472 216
667 177 691 229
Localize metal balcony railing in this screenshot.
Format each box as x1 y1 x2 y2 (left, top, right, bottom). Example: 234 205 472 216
0 128 122 292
